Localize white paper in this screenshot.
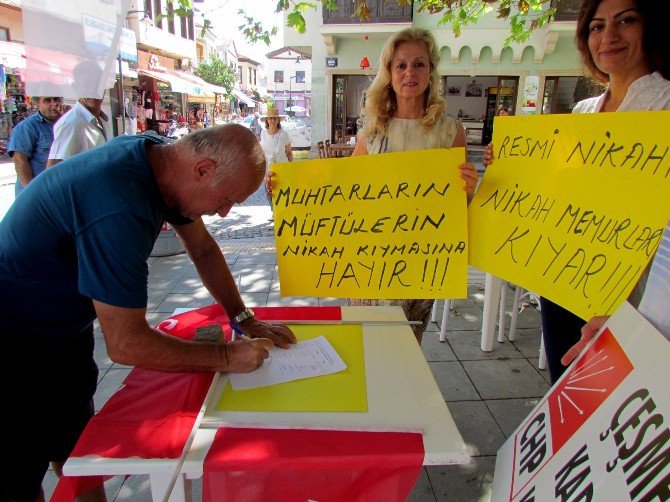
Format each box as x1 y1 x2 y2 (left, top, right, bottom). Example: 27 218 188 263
228 336 347 390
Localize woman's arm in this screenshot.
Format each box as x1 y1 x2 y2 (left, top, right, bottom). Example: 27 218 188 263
285 141 293 162
351 138 368 156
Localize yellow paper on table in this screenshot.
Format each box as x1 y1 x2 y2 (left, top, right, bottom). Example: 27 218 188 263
216 324 366 412
469 111 670 320
272 149 468 299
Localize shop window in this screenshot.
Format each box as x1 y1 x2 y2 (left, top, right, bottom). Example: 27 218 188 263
296 71 305 84
275 71 284 83
180 13 187 38
153 0 162 28
167 2 175 34
0 27 9 41
188 13 195 40
144 0 153 19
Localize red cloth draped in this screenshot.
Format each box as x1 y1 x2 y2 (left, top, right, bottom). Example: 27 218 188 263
156 305 343 341
203 428 425 502
53 306 342 500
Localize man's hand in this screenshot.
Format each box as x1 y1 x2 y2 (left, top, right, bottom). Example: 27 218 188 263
239 317 297 348
561 316 609 367
225 338 274 373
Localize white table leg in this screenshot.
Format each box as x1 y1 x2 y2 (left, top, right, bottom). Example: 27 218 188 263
150 472 190 502
430 299 439 323
497 283 507 343
508 286 523 342
538 333 547 370
439 299 451 342
481 274 503 352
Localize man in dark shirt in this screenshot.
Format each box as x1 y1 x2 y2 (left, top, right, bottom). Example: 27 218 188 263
0 124 295 501
7 96 63 196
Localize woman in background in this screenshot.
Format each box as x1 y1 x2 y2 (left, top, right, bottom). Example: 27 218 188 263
260 108 293 206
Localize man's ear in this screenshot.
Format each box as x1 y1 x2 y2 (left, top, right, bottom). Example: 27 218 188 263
194 158 216 181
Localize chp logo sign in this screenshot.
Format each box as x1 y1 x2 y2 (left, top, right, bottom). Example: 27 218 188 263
494 303 670 502
510 329 633 498
549 329 633 452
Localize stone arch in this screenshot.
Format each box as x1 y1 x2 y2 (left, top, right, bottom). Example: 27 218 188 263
458 46 472 65
478 46 494 64
521 45 536 64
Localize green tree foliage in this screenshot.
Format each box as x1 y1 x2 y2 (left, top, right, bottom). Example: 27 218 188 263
169 0 556 47
245 0 556 46
193 57 238 96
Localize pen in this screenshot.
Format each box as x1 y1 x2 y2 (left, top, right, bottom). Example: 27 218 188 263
228 322 247 341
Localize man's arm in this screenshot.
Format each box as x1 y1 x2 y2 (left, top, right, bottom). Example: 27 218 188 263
174 219 296 347
12 151 35 187
93 301 273 373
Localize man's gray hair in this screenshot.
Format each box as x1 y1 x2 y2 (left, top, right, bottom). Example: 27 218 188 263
178 124 266 184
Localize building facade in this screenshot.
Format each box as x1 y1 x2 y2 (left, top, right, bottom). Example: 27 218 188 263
265 47 311 117
282 0 590 148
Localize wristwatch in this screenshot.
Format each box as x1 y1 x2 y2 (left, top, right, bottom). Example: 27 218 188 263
233 307 255 324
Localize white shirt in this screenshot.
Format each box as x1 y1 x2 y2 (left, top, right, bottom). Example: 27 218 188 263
574 71 670 339
49 101 110 160
572 71 670 113
260 128 291 166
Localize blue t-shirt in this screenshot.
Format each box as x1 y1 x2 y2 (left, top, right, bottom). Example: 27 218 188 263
0 134 190 342
7 111 55 197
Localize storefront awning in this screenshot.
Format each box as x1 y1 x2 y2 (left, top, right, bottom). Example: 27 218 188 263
173 70 228 96
232 88 255 107
138 68 213 97
0 41 26 70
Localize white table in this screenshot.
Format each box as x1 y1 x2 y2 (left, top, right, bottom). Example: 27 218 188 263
64 306 470 501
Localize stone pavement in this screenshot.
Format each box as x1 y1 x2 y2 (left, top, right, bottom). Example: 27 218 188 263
0 156 549 501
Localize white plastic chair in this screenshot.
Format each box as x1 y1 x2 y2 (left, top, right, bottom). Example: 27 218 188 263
500 284 546 370
430 299 452 342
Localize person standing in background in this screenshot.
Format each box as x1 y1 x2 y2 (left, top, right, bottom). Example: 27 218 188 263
8 96 63 196
259 108 292 206
46 94 110 167
125 92 138 135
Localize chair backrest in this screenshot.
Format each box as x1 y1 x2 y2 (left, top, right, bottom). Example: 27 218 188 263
317 141 325 159
324 139 331 158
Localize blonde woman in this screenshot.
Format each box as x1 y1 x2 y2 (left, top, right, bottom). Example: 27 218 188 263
349 27 479 344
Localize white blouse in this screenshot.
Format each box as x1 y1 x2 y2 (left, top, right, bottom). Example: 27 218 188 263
572 71 670 113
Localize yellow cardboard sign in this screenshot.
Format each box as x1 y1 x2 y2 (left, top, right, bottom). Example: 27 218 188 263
216 324 366 412
469 111 670 320
272 149 469 299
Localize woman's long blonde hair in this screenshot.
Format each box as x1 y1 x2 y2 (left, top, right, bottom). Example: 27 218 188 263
359 28 445 141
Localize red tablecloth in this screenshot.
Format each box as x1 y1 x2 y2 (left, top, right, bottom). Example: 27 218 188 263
53 305 424 501
203 428 424 502
53 306 342 500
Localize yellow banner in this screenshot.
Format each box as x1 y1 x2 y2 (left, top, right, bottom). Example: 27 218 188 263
469 111 670 320
272 149 469 299
216 324 366 412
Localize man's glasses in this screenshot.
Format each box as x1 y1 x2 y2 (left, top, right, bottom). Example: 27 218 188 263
41 97 63 104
